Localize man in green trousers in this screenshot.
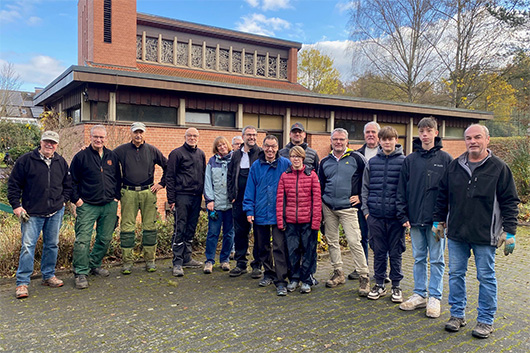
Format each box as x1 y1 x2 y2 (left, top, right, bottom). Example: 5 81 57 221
114 122 167 274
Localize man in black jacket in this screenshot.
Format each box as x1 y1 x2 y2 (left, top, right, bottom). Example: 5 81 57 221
8 131 71 299
70 125 121 289
279 122 319 173
227 125 263 278
167 128 206 277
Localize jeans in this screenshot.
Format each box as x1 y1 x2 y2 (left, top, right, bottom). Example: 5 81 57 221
204 209 234 264
410 226 445 299
16 207 65 286
447 239 497 325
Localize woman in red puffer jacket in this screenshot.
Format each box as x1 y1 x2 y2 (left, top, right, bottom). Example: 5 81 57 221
276 146 322 294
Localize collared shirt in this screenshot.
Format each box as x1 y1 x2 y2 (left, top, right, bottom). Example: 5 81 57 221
240 148 250 168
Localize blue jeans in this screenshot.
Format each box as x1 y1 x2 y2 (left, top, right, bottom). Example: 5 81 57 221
410 227 445 299
16 207 65 286
448 239 497 325
204 209 234 264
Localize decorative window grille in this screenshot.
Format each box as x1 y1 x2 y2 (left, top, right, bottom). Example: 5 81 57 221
256 55 266 77
205 47 216 70
145 37 158 62
232 51 242 73
279 58 288 79
161 39 173 63
268 57 277 78
219 49 229 72
177 42 187 66
136 36 142 60
244 53 254 75
191 44 202 68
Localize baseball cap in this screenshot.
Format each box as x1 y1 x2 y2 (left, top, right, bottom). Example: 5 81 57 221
290 122 305 132
131 122 146 132
41 131 60 144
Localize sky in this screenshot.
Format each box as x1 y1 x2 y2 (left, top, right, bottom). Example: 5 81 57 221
0 0 357 92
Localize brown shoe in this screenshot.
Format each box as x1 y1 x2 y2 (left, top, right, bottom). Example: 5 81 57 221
203 262 213 274
221 262 230 271
41 276 64 287
325 269 345 288
358 275 370 297
16 285 29 299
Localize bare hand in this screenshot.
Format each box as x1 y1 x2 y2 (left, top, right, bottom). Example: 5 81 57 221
365 214 369 220
13 207 25 218
247 215 254 223
349 195 360 206
207 202 215 212
151 183 163 193
75 199 84 207
170 203 175 212
403 221 410 228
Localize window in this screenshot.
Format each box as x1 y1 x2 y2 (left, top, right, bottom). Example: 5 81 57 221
90 102 108 121
116 104 177 124
103 0 111 43
186 112 210 124
334 120 365 140
185 111 236 127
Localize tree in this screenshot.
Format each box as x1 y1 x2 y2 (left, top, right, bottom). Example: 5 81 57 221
298 48 343 94
486 0 530 28
349 0 446 103
0 62 22 117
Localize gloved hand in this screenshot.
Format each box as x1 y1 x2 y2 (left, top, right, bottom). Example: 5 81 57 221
497 232 515 256
431 222 444 242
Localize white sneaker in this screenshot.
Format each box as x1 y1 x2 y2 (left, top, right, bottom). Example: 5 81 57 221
399 293 427 311
426 297 441 318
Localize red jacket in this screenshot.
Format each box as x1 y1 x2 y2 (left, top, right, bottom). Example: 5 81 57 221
276 166 322 230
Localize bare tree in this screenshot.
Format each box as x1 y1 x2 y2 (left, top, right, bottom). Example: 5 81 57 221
349 0 446 103
0 62 22 117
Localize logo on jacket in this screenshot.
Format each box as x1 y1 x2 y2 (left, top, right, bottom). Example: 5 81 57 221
433 164 444 168
107 160 113 166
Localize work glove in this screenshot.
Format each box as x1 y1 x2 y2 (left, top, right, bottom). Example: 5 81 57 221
19 211 30 223
431 222 444 242
497 232 515 256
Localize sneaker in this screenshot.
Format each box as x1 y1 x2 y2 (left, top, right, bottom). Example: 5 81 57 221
276 286 287 296
426 297 441 318
391 286 403 303
203 262 213 274
325 269 345 288
358 275 370 297
300 283 311 294
183 259 202 268
310 275 319 286
75 275 88 289
172 265 184 277
221 262 230 271
229 266 248 277
41 276 64 287
399 293 427 311
385 276 391 284
15 285 29 299
286 280 299 292
367 284 387 300
90 267 110 277
250 268 263 279
259 277 274 287
472 322 494 339
348 270 360 280
445 316 467 332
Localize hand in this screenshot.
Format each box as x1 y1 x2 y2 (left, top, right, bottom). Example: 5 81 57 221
431 222 445 242
151 183 163 193
169 203 175 212
206 202 215 212
403 221 410 228
364 214 369 220
497 232 515 256
75 199 84 207
247 215 254 223
13 207 25 218
349 195 360 206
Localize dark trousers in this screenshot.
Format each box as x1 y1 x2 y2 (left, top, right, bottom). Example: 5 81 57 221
254 224 288 287
285 223 318 286
367 216 406 286
172 194 202 266
358 208 369 262
232 201 260 270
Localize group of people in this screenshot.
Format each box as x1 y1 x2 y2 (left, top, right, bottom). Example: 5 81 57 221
8 118 519 339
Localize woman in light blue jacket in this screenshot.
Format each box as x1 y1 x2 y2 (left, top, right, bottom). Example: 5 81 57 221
203 136 234 274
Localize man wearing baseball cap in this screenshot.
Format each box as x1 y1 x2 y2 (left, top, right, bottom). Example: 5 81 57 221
114 122 167 274
279 122 320 173
8 130 72 299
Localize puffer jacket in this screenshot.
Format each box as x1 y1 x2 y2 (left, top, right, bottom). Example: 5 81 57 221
243 151 291 225
204 153 232 211
276 165 322 230
361 145 405 219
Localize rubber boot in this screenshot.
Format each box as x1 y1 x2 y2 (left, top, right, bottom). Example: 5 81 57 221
143 245 157 272
122 248 134 275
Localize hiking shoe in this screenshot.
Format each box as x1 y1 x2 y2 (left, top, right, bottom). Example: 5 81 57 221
229 266 248 277
221 262 230 271
250 268 263 279
90 267 110 277
41 276 64 287
259 277 274 287
276 286 287 296
367 284 387 300
287 280 299 292
358 275 370 297
325 269 345 288
400 293 427 311
348 270 360 280
203 262 213 274
122 264 132 275
391 286 403 303
146 262 156 272
183 259 202 268
472 322 494 339
426 297 441 318
172 265 184 277
300 283 311 294
229 251 235 260
75 275 88 289
15 285 29 299
445 317 467 332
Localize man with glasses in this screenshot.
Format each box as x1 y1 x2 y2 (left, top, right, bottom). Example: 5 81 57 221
279 122 319 173
167 128 206 277
70 125 121 289
231 136 244 152
8 131 72 299
227 126 263 278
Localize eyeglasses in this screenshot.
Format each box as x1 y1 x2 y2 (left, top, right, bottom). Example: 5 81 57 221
92 135 106 140
245 133 257 137
263 144 277 149
289 155 303 159
186 134 199 138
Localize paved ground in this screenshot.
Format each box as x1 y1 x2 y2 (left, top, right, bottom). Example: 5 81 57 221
1 231 529 353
